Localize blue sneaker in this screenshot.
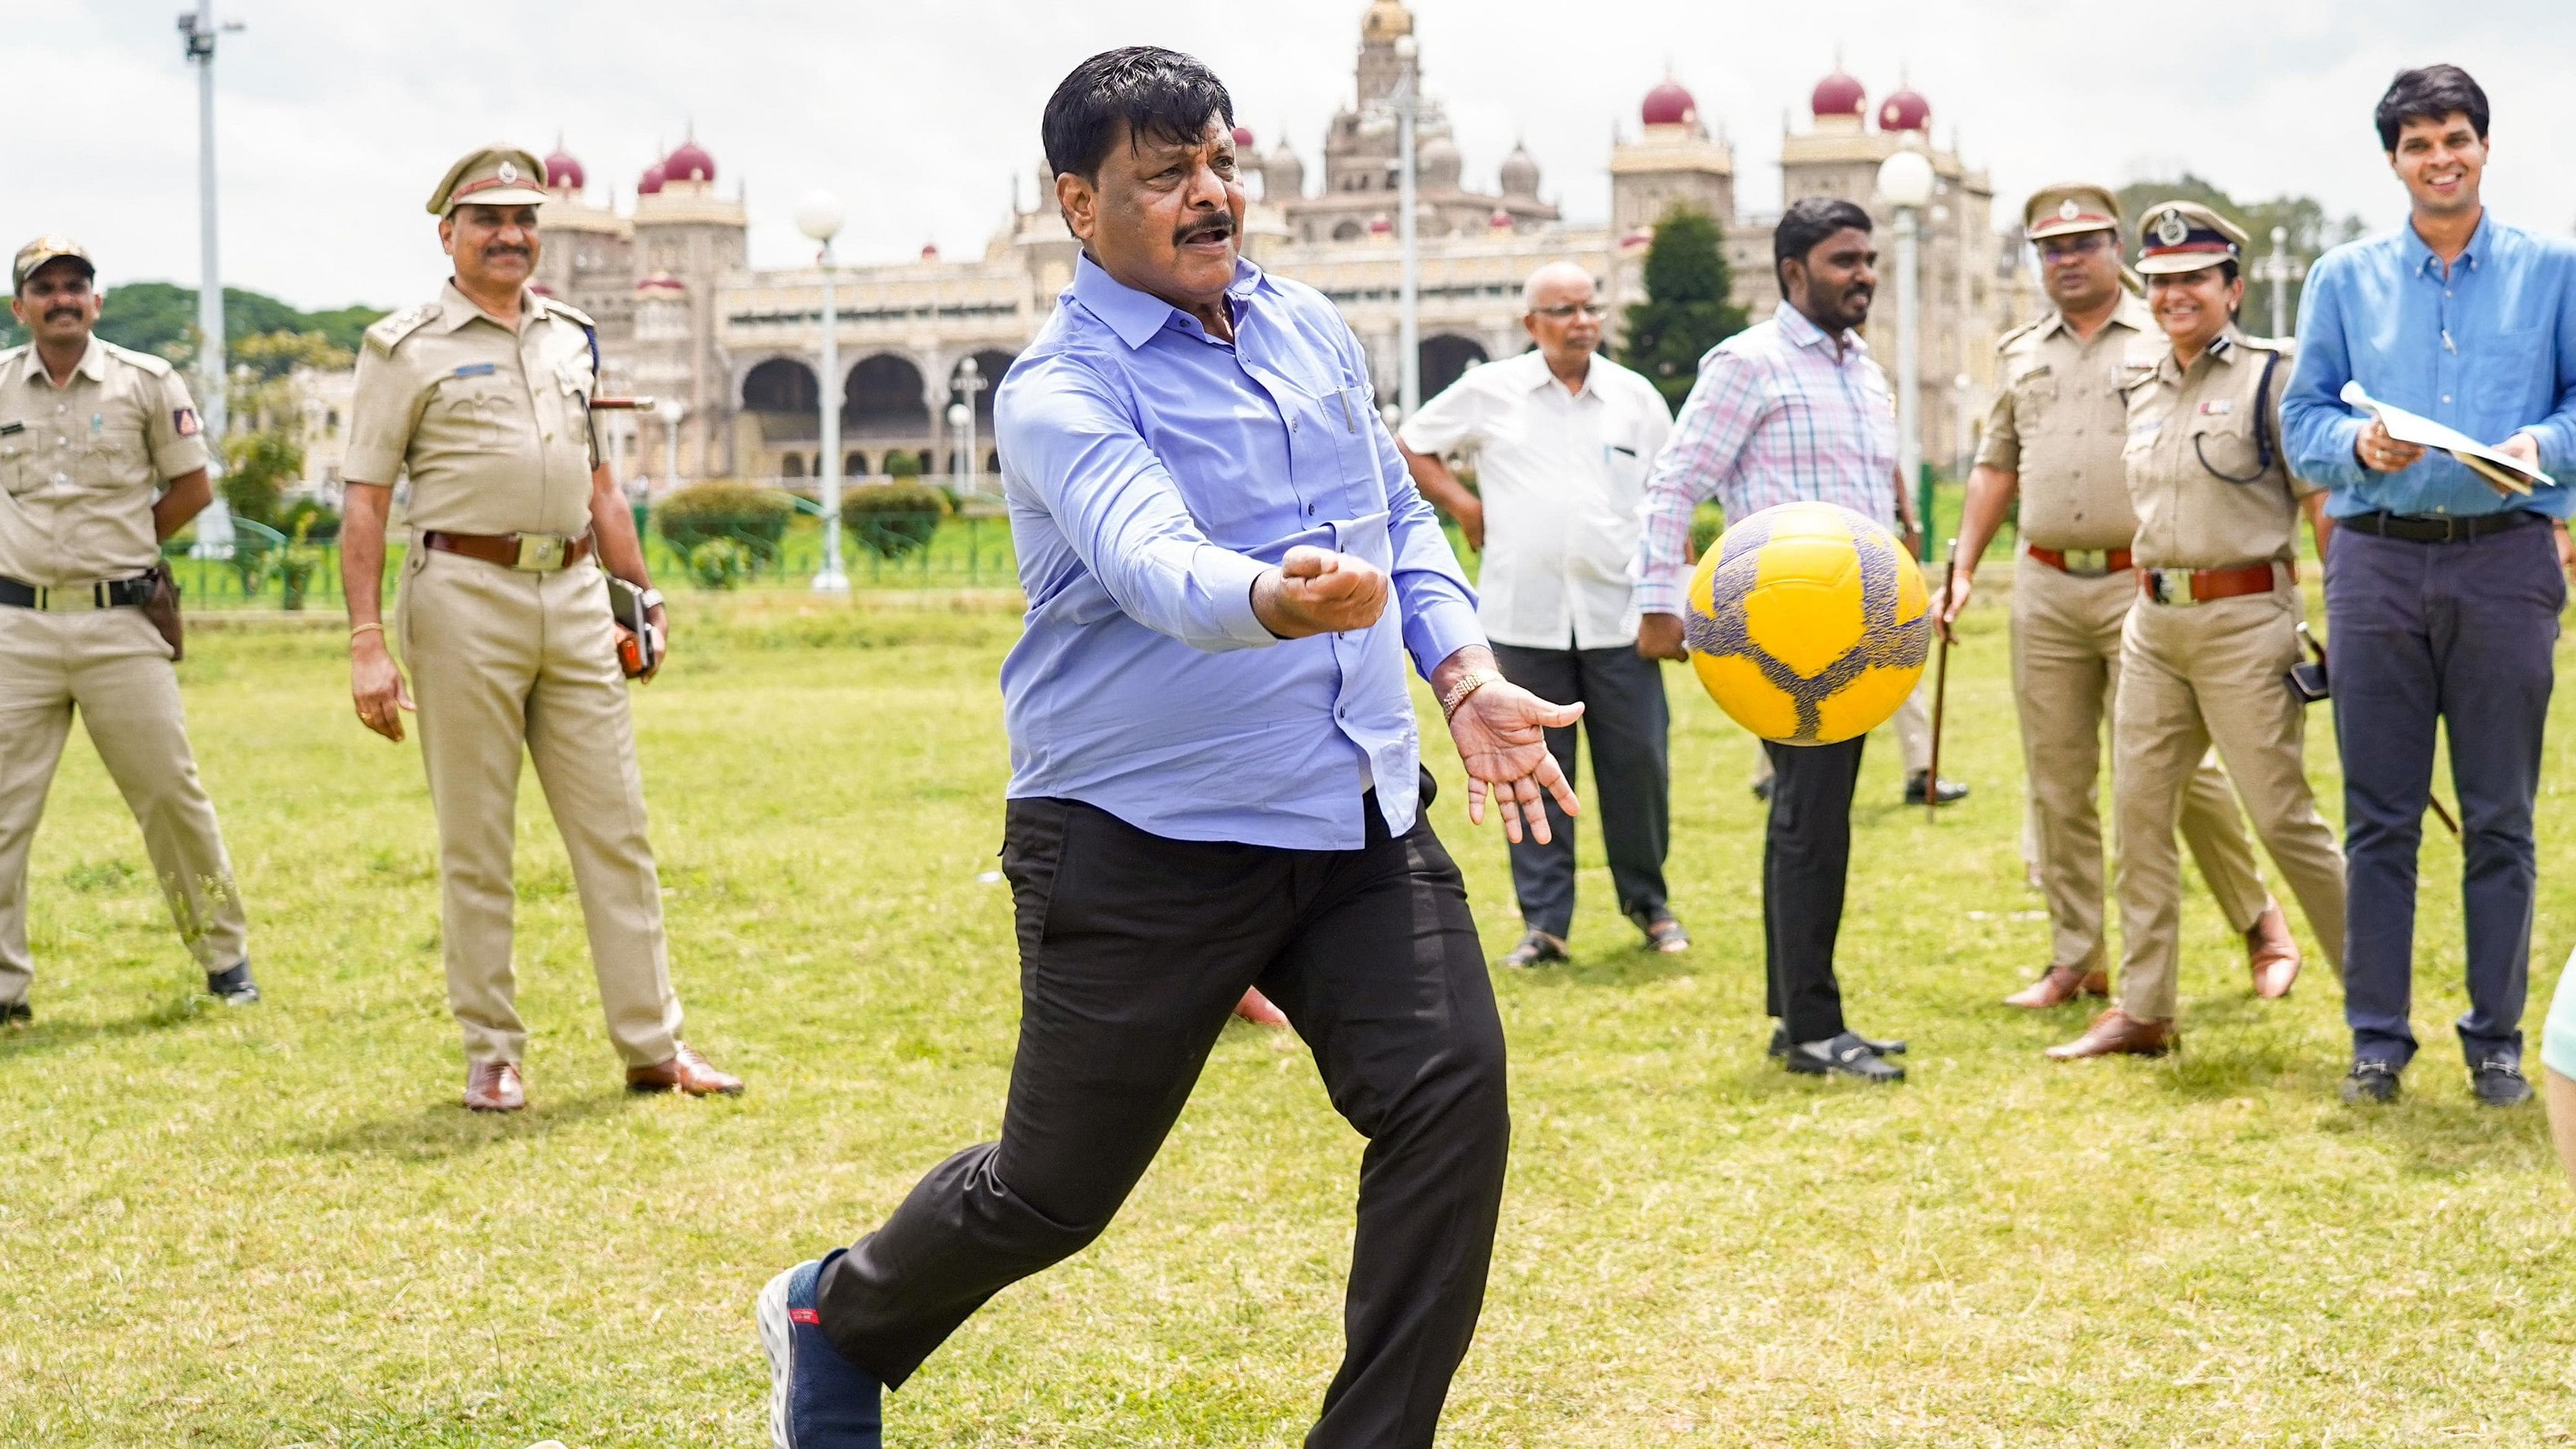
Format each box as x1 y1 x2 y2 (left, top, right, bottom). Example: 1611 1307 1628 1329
756 1253 883 1448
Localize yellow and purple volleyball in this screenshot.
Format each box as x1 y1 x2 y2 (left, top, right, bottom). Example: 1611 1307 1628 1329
1683 501 1930 745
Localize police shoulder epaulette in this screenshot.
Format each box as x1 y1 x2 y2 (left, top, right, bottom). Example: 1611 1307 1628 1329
96 340 176 377
539 295 596 330
364 302 442 355
1993 314 2048 352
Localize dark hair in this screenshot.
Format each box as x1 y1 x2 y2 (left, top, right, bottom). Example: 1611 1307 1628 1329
1041 47 1234 181
2374 65 2488 151
1773 197 1873 287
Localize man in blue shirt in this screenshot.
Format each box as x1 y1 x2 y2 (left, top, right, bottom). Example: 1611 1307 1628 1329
754 48 1582 1449
2283 65 2576 1109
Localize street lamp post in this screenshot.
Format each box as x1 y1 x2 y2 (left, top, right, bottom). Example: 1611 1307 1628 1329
951 355 986 497
2256 225 2305 339
1876 146 1936 559
796 191 849 592
655 397 686 492
1391 34 1422 419
178 1 242 558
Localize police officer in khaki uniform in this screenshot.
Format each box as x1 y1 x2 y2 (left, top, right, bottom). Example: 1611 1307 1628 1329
0 238 256 1019
341 148 738 1110
2049 202 2348 1060
1938 186 2296 1012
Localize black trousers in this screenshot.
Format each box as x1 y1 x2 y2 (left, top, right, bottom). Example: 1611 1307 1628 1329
1762 736 1865 1043
1489 643 1672 939
817 783 1510 1449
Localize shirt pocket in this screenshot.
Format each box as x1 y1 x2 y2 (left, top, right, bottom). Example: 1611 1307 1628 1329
436 377 523 452
1302 372 1384 514
2185 412 2266 485
84 426 149 487
0 432 30 497
2473 326 2551 406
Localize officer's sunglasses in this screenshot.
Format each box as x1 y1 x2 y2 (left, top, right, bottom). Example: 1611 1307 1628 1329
2037 233 2114 262
1532 303 1610 320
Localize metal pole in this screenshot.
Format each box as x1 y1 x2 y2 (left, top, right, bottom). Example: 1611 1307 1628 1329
1395 52 1420 419
1895 205 1922 556
964 390 979 499
181 1 239 557
2267 225 2289 339
813 244 847 592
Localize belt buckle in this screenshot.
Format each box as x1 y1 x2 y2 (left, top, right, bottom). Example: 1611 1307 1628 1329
37 583 105 612
2063 548 2111 578
510 534 570 572
2146 567 2199 607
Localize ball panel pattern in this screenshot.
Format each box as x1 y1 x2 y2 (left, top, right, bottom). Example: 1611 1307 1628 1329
1683 502 1931 745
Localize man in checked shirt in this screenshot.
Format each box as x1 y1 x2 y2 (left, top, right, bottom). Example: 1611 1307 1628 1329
1634 197 1920 1083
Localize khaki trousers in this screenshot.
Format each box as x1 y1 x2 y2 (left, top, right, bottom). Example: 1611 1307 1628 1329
396 548 681 1067
2012 554 2270 975
0 606 247 1001
2112 583 2346 1023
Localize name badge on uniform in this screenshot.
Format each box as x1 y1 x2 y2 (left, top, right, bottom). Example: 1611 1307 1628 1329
451 362 497 378
2198 399 2234 416
0 422 21 437
2016 364 2053 383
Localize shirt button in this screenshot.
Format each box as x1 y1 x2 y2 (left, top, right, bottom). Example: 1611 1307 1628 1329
2442 395 2452 404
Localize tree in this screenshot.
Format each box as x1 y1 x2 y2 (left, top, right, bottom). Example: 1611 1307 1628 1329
1618 205 1749 410
220 431 304 528
0 281 384 362
2116 175 2366 334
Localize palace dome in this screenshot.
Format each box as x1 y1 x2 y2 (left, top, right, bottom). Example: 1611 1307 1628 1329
1265 140 1306 198
1641 79 1699 128
636 161 666 196
1232 124 1255 149
1498 142 1539 198
1811 70 1867 119
543 144 585 190
663 137 716 184
1362 0 1412 44
1417 134 1462 190
1879 87 1931 132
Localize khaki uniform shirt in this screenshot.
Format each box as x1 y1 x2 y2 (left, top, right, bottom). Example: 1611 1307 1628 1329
0 338 209 587
2120 326 2317 570
1977 295 2152 551
344 282 598 536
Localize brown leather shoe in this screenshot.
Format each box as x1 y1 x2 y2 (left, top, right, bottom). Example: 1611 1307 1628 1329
627 1042 744 1096
2245 904 2302 1000
2045 1008 2176 1061
464 1060 526 1112
2004 965 2110 1010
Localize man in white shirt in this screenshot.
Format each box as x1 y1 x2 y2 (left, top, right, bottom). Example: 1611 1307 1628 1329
1401 262 1685 966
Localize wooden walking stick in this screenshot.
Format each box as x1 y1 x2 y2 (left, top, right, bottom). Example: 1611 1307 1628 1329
1926 536 1961 823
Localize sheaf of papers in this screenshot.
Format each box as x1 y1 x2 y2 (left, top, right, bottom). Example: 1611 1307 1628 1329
2340 380 2555 494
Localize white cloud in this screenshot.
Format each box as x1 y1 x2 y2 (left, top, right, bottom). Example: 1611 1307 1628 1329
12 0 2570 311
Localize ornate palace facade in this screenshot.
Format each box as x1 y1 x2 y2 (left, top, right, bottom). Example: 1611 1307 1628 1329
538 1 2033 490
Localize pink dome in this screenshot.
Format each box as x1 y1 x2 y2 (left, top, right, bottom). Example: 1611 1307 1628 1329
1811 70 1867 119
1367 213 1393 236
1231 124 1255 149
1489 208 1513 229
544 146 585 189
920 242 940 260
1878 88 1931 132
636 161 666 196
635 272 685 297
663 138 716 184
1641 79 1699 128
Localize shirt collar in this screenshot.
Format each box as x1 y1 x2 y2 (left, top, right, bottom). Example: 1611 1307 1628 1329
437 278 536 333
1518 348 1594 397
2159 324 2245 382
15 335 108 389
2404 209 2493 278
2047 292 2151 342
1774 300 1863 357
1071 251 1263 351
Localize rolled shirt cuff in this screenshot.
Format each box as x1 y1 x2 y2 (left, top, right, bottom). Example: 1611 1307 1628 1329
1632 566 1689 620
1203 547 1282 650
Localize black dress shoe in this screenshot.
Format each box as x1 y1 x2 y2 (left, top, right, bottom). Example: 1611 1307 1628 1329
1904 771 1969 806
2471 1059 2533 1107
205 960 260 1005
1498 930 1568 970
0 999 28 1027
1784 1031 1906 1083
2340 1061 2401 1104
1768 1024 1907 1059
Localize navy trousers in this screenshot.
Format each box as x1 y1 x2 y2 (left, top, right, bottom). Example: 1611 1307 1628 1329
2325 518 2562 1069
1489 643 1672 940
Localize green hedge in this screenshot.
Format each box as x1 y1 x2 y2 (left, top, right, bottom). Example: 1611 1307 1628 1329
842 482 951 559
655 481 794 565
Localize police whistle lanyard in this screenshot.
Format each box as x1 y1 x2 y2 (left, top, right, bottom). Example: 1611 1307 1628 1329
2194 350 2282 485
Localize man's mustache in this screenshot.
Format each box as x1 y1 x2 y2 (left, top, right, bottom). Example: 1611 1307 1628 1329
1175 216 1234 246
481 245 531 260
44 308 81 322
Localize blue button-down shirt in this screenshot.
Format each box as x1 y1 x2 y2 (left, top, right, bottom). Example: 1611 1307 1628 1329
2283 211 2576 519
993 254 1484 850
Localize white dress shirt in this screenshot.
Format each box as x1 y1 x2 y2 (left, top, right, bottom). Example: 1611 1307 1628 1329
1400 348 1674 649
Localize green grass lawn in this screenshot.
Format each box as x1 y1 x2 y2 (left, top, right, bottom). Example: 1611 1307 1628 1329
3 587 2570 1447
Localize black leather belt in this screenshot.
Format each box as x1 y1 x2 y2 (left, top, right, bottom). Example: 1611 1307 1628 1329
0 574 155 609
2340 509 2547 543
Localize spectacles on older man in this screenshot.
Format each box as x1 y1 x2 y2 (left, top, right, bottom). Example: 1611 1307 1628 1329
1531 302 1609 320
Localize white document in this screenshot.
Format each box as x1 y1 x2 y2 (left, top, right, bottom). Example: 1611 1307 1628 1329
2340 380 2555 493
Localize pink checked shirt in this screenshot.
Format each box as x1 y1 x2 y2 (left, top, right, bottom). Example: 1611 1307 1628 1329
1631 303 1901 617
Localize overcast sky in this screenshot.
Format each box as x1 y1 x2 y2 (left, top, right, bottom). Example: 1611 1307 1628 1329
14 1 2574 313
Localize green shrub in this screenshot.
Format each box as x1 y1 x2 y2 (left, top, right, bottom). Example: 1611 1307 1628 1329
278 497 340 543
1689 501 1725 560
842 482 950 559
884 449 923 480
685 537 754 590
655 481 793 567
219 431 302 527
